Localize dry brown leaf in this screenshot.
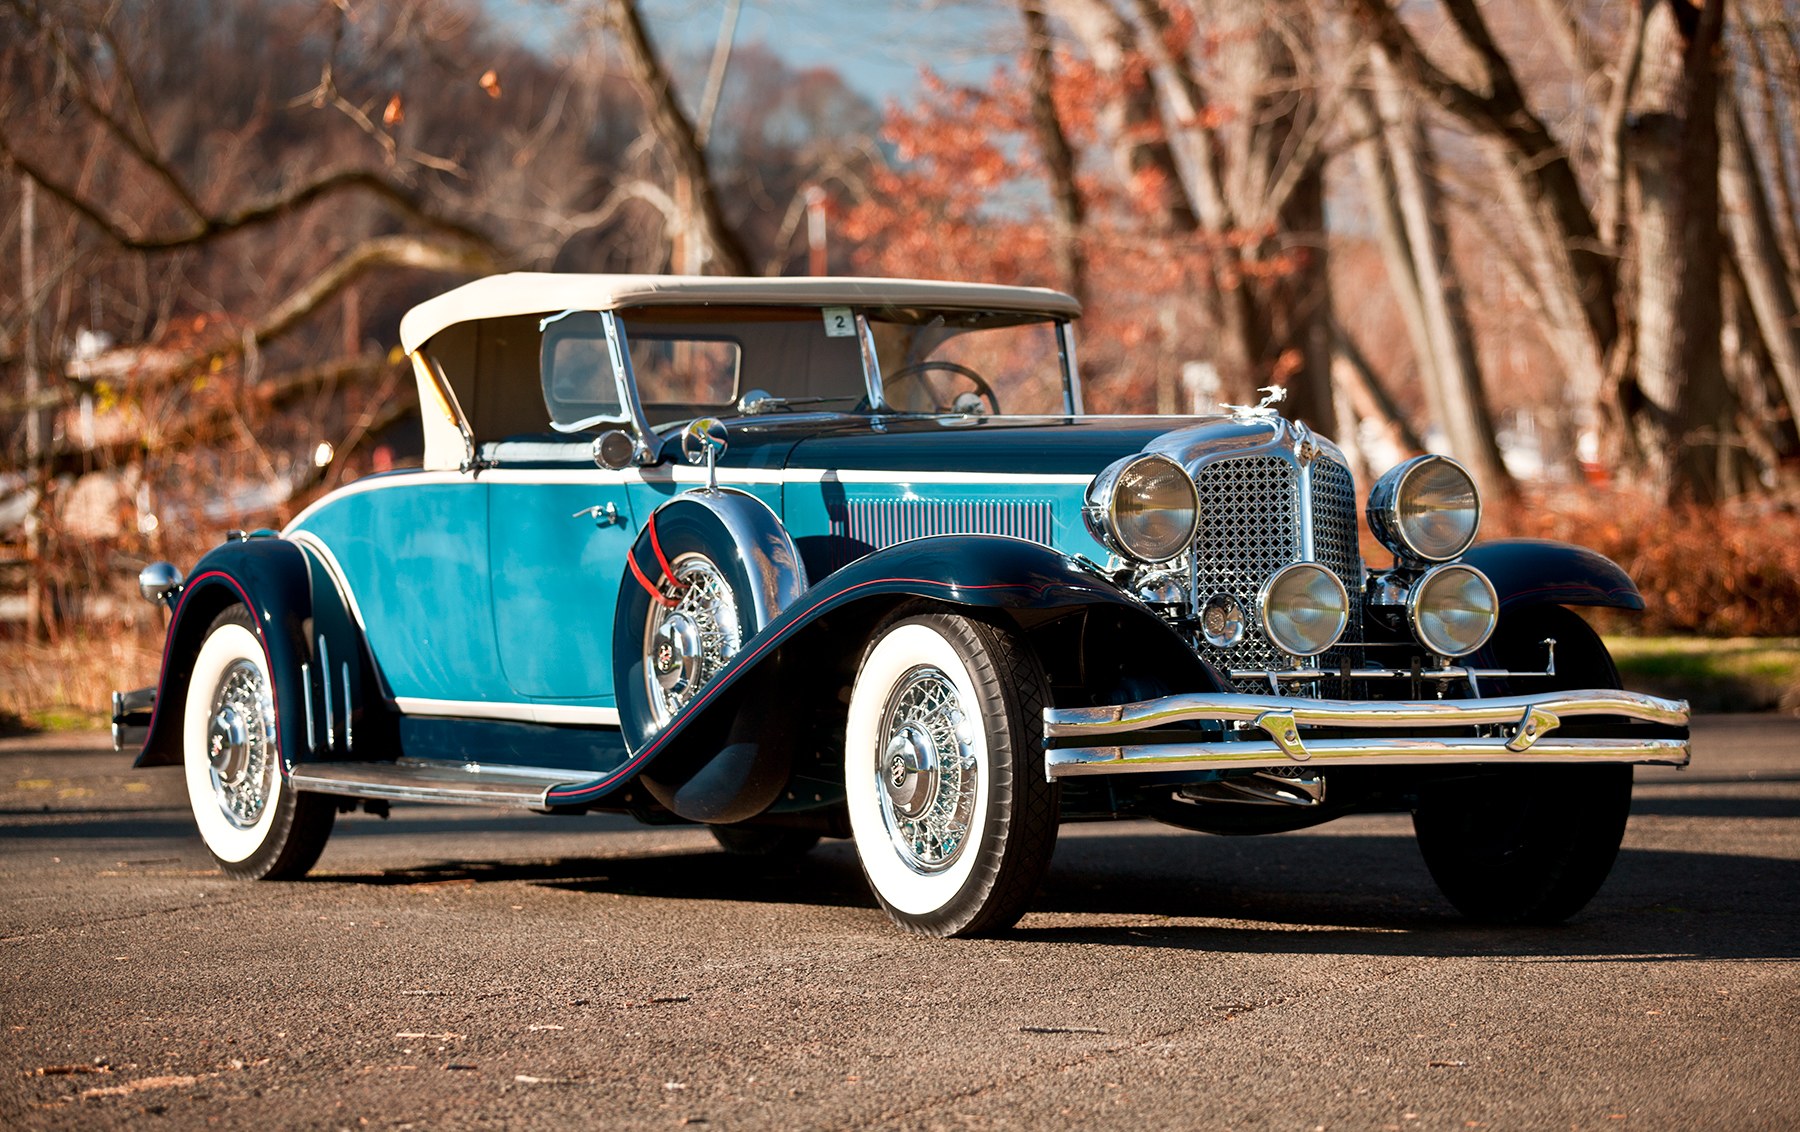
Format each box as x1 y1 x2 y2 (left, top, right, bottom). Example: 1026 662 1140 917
81 1075 198 1098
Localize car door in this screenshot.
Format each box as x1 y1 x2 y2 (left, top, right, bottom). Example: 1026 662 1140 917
487 474 640 702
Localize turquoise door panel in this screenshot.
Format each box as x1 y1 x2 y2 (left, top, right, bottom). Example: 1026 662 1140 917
489 483 639 700
292 480 506 703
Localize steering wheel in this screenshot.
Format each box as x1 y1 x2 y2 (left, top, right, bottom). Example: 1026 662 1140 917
882 361 1001 415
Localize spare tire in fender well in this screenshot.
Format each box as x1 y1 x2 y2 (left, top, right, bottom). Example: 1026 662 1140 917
603 533 1223 821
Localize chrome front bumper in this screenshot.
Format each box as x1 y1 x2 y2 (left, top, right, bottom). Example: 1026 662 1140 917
1042 688 1690 779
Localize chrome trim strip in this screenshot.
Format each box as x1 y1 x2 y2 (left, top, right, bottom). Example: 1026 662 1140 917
342 662 354 751
1227 664 1549 682
1057 320 1084 415
394 697 623 727
856 312 886 410
318 635 334 750
1046 736 1692 778
285 468 1094 525
289 759 574 808
301 661 316 753
1297 451 1315 563
1044 688 1690 738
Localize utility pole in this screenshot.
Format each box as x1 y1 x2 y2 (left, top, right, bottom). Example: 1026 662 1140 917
21 174 45 642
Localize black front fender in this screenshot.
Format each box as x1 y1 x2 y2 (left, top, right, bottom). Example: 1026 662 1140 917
552 535 1216 810
1462 539 1644 613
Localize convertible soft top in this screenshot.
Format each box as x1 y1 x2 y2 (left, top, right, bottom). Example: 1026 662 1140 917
398 273 1083 352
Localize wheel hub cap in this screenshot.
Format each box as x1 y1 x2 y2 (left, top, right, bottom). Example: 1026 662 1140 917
883 724 940 815
644 554 742 726
875 667 977 874
207 704 251 781
652 613 703 697
206 658 274 830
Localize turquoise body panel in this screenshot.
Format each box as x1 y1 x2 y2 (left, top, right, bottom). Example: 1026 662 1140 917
294 467 1109 715
489 482 640 701
291 480 507 704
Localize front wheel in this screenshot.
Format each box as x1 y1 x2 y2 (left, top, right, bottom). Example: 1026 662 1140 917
844 608 1058 937
182 606 334 879
1412 606 1632 923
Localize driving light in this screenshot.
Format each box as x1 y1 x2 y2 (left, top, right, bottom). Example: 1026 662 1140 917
1368 455 1481 563
1409 564 1499 656
1259 563 1350 657
1084 453 1199 564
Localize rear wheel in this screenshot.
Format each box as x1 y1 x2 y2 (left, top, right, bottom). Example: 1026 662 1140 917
182 606 334 879
844 608 1058 937
1412 606 1632 923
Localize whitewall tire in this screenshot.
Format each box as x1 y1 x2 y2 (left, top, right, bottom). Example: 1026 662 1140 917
182 606 334 879
844 608 1058 937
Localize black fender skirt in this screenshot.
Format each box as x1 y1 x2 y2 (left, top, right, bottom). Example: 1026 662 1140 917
551 534 1200 809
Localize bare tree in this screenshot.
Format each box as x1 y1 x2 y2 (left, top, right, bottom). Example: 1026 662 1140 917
603 0 754 276
1022 0 1088 304
1350 52 1510 496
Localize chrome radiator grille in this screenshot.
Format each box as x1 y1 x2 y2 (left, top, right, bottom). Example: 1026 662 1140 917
1193 454 1362 685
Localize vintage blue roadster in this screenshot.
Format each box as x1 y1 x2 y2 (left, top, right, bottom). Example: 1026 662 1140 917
116 274 1691 936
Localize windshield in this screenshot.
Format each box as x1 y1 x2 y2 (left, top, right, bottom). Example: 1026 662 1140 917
606 305 1074 429
865 309 1069 417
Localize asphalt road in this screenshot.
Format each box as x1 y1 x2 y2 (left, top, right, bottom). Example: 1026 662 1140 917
2 717 1796 1130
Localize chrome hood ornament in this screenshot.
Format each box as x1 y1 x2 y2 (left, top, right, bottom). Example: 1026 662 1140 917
1221 384 1287 418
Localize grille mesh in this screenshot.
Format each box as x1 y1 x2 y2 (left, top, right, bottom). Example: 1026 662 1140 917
837 499 1054 552
1193 454 1362 686
1312 460 1362 593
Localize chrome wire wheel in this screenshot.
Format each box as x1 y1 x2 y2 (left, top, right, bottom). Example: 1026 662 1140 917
875 666 978 873
643 552 742 726
181 605 334 879
845 608 1060 937
204 657 277 830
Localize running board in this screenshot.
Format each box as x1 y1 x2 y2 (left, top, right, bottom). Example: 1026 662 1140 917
288 759 580 808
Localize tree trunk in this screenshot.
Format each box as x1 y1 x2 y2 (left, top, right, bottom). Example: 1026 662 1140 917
1625 0 1729 503
608 0 752 276
1367 50 1510 497
1718 95 1800 430
1021 1 1087 304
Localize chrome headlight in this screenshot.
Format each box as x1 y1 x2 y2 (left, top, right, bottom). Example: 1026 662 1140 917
1084 453 1199 564
1409 564 1499 656
1259 563 1350 658
137 561 184 606
1368 455 1480 563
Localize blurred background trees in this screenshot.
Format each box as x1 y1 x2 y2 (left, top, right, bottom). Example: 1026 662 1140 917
2 0 1798 697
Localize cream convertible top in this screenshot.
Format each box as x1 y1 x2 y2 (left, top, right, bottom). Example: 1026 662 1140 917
399 273 1083 353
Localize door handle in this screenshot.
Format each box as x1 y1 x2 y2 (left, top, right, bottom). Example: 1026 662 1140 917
571 502 622 526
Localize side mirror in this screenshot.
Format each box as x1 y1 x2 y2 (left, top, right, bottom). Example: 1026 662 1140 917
681 418 729 466
592 429 638 471
681 418 729 490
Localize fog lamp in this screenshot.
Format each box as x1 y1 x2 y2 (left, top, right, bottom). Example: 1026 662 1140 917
1409 564 1499 656
1259 563 1349 658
